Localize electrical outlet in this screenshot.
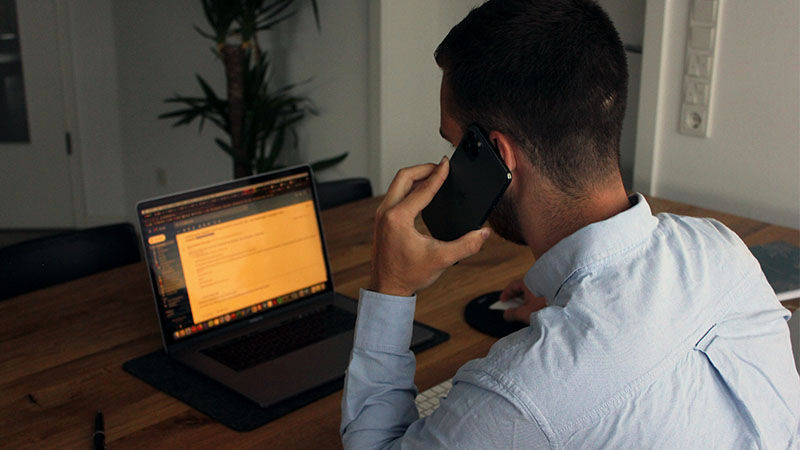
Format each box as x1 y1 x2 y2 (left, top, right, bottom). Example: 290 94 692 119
679 0 720 138
681 104 708 136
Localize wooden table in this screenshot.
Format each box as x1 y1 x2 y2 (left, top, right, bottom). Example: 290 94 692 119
1 196 797 448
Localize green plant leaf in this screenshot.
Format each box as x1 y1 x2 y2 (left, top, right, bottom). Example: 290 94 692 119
255 0 295 31
192 24 216 41
257 0 293 21
195 75 221 105
310 152 348 172
199 0 240 43
310 0 320 32
266 125 287 169
159 91 228 133
256 14 296 32
214 137 252 167
161 0 323 178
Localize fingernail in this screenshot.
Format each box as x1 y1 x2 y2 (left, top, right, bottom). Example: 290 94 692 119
481 228 490 239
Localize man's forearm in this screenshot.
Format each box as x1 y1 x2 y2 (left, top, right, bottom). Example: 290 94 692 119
340 289 419 448
341 160 490 448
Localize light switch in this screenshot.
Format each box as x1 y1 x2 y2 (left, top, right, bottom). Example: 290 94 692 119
680 0 720 138
687 52 712 78
690 26 715 51
684 78 710 105
692 0 718 25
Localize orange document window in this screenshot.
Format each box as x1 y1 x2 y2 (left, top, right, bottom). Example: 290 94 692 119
175 201 327 324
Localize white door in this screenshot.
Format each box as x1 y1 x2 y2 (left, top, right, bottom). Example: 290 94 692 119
0 0 79 228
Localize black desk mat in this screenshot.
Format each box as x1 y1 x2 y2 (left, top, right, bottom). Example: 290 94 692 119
123 321 448 432
464 291 526 338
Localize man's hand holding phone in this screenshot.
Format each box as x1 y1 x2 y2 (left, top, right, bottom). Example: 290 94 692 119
368 157 491 297
499 279 547 324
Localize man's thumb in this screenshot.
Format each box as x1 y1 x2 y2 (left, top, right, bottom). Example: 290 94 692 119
444 227 491 264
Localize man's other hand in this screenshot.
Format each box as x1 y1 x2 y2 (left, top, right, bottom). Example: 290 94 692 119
368 158 491 297
500 279 547 324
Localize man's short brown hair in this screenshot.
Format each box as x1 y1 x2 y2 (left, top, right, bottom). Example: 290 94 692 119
436 0 628 196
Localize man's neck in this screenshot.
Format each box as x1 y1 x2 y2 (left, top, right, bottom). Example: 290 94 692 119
522 181 631 259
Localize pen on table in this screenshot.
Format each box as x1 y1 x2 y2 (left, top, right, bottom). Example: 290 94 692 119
94 411 105 450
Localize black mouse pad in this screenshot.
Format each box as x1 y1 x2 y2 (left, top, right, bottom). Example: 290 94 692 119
123 320 449 432
464 291 526 338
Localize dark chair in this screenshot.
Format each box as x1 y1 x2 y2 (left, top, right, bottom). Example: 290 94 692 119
0 223 141 300
316 177 373 210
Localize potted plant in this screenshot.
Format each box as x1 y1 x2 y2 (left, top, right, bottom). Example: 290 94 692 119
159 0 346 178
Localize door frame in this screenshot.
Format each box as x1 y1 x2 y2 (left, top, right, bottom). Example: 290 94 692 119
55 0 87 228
632 0 667 196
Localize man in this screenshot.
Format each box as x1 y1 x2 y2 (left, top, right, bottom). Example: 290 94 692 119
341 0 800 447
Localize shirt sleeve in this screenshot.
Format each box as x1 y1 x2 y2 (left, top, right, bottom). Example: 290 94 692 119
340 289 549 449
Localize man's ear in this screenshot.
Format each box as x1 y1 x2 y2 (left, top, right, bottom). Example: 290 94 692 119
489 130 517 173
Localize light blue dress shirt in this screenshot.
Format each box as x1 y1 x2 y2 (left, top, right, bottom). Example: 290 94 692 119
341 194 800 449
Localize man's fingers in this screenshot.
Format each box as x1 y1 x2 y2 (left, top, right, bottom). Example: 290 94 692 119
381 163 437 211
437 227 491 266
503 306 532 325
399 157 449 215
499 279 525 301
503 294 547 324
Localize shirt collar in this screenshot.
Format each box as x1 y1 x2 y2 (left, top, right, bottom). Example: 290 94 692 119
524 193 658 306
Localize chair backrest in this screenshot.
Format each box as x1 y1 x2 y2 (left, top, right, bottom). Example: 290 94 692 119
0 223 141 300
316 177 373 210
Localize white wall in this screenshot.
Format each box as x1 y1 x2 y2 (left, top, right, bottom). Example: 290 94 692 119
636 0 800 229
68 1 126 226
111 0 231 224
595 1 645 46
46 0 650 223
22 0 800 234
271 0 370 183
370 0 480 193
61 0 371 226
636 0 800 367
4 1 217 229
595 0 646 189
370 0 646 194
110 0 370 224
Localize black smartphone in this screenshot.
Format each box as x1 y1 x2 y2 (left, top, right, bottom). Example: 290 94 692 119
421 124 512 241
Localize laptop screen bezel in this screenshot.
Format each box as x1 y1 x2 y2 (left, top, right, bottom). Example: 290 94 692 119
136 165 335 350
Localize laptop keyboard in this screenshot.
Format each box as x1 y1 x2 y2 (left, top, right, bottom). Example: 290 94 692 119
201 304 357 372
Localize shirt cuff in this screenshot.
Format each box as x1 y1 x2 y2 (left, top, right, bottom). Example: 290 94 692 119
354 288 416 353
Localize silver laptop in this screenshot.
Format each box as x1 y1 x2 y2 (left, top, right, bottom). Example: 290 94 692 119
137 165 433 407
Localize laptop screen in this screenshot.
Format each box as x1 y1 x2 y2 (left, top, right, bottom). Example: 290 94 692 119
137 167 330 344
